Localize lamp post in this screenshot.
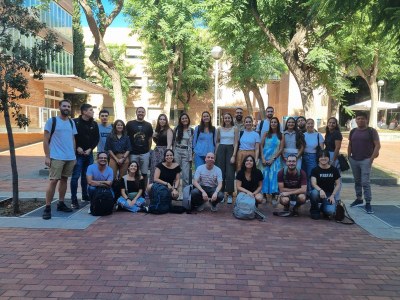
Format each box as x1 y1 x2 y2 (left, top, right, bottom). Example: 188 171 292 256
211 46 223 126
377 80 384 102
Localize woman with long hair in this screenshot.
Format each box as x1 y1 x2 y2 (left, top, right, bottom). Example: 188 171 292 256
105 119 131 180
236 155 264 206
116 161 146 213
193 111 216 169
173 113 194 192
324 116 343 201
215 112 238 204
148 149 181 200
302 118 324 193
260 117 283 200
236 116 260 171
149 114 173 183
282 117 305 170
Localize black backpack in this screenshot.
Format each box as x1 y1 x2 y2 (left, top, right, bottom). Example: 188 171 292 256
148 183 171 214
90 187 114 216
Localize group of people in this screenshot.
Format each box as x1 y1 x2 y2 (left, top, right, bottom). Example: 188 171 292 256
42 100 380 220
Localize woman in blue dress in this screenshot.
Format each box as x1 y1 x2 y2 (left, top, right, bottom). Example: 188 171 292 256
193 111 216 169
260 117 283 200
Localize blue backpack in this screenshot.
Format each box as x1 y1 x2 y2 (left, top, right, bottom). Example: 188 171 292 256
148 183 171 214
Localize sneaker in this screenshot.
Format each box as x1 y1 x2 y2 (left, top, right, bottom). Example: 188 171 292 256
220 197 225 204
42 207 51 220
81 195 89 202
196 202 206 212
210 203 218 212
227 195 233 204
292 205 300 217
350 199 364 207
283 204 289 212
57 201 73 212
365 203 374 214
71 200 80 210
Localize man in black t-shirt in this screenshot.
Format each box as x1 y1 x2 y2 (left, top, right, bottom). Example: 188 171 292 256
310 149 341 220
126 107 153 188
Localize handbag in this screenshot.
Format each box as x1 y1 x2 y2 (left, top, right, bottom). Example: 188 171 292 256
335 201 355 224
315 133 322 163
337 154 350 172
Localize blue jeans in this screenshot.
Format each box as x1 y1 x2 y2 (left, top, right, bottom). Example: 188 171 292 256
310 189 337 216
349 157 372 203
117 196 145 213
70 153 93 201
302 152 317 193
329 151 342 200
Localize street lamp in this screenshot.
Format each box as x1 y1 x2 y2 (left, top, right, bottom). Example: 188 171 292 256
211 46 223 126
377 80 385 102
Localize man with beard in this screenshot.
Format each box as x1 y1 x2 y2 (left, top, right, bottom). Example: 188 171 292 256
234 107 245 132
42 100 77 220
70 103 100 209
256 106 275 137
277 154 307 216
296 116 307 133
126 107 153 189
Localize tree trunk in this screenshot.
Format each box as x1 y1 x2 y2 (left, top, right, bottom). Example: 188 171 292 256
164 86 173 117
109 69 126 120
2 103 19 214
328 96 340 119
249 84 265 119
367 81 379 128
242 87 253 117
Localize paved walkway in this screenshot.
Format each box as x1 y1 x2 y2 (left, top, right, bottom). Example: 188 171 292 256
0 143 399 299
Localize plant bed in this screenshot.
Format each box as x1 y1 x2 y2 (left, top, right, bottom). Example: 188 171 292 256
0 198 45 217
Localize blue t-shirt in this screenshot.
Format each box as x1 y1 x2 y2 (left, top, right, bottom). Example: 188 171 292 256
239 130 260 150
86 164 113 182
256 119 270 137
304 132 324 153
193 126 216 156
44 116 77 161
97 123 112 152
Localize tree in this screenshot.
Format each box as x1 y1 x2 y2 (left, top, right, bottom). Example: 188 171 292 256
125 0 210 119
205 2 286 118
79 0 126 120
0 0 62 213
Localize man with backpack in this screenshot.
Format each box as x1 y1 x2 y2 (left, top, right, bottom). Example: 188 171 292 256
70 103 100 209
86 152 114 215
42 99 77 220
348 111 381 214
191 152 224 212
256 106 275 137
277 154 307 216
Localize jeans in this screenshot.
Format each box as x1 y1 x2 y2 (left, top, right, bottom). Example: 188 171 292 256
310 189 337 216
70 153 93 201
302 152 317 193
329 151 342 200
191 185 224 208
349 157 372 202
117 196 145 213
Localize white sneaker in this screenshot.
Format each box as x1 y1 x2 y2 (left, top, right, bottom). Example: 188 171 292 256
227 195 233 204
87 207 91 214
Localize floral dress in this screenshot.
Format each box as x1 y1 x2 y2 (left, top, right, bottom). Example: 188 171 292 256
262 134 281 194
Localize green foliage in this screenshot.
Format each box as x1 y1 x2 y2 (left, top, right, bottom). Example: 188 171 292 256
87 44 132 104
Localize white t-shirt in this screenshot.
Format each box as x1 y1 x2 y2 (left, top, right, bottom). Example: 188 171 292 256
44 116 77 160
194 164 223 189
239 130 260 150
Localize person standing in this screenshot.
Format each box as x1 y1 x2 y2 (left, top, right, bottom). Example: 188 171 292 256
256 106 275 137
105 120 131 180
150 114 173 183
236 116 260 171
348 112 381 214
324 117 343 201
173 113 194 191
70 103 99 209
295 116 307 133
215 113 238 204
193 111 216 169
282 117 305 170
261 117 283 201
234 107 245 132
97 109 112 153
42 99 77 220
126 107 154 190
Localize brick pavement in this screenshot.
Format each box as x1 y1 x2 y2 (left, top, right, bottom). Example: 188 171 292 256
0 143 400 299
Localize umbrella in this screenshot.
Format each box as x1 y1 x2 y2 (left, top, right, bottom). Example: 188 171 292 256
345 100 398 111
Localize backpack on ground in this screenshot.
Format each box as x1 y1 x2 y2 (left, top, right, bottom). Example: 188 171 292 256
233 193 256 220
182 184 193 210
90 187 114 216
148 183 171 214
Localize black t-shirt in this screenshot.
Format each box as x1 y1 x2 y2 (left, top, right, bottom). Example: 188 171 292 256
156 162 182 185
324 130 343 152
311 166 340 194
120 178 144 193
236 169 264 193
126 120 153 155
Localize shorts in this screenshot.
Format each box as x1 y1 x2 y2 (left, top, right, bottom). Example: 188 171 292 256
49 159 76 180
130 152 150 175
